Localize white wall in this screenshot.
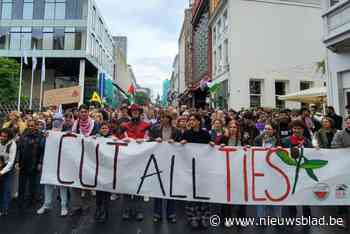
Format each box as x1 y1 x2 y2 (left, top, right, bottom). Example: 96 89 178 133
226 0 325 109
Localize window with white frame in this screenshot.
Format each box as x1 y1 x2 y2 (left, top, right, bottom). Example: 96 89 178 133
250 80 263 108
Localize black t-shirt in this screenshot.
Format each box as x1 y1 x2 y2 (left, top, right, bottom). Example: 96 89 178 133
182 129 211 144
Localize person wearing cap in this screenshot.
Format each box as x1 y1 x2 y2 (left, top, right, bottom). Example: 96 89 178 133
149 112 180 223
120 104 150 222
36 113 69 217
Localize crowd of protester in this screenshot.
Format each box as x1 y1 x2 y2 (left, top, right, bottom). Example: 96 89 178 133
0 102 349 229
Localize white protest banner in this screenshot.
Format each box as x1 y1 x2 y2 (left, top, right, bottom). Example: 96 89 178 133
41 131 350 206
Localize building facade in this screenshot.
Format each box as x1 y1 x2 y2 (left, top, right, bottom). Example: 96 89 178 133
0 0 115 108
209 0 325 110
169 55 179 107
190 0 211 109
114 36 127 62
161 79 170 107
113 38 131 105
323 0 350 116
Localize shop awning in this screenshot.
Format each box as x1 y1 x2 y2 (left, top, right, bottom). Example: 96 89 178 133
278 87 327 104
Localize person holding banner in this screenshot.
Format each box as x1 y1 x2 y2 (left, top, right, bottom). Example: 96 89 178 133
176 116 188 135
94 121 112 223
0 128 17 217
120 104 150 222
331 116 350 229
37 113 68 217
149 112 180 223
254 124 282 220
219 121 246 224
281 120 312 221
314 117 337 149
180 113 214 229
70 105 100 216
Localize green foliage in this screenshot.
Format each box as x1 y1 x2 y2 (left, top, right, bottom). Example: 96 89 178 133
316 60 326 74
0 58 20 103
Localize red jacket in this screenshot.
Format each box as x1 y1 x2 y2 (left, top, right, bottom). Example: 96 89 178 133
121 121 150 139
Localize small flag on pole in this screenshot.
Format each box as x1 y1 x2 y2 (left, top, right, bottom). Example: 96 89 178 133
32 46 37 71
22 49 28 65
90 91 102 104
41 57 46 82
128 84 135 95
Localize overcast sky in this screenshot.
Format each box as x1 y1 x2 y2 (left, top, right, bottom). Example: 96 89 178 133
97 0 189 98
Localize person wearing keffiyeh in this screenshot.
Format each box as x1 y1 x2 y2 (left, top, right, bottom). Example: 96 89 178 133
69 105 99 217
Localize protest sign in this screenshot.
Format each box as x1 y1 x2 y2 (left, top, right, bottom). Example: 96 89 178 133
41 131 350 206
43 86 81 107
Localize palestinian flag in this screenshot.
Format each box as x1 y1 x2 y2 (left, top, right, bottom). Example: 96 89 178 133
128 84 136 94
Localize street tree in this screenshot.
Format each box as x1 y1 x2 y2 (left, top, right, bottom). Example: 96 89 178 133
0 58 20 103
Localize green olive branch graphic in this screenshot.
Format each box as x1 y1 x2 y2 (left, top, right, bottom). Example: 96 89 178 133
275 150 328 194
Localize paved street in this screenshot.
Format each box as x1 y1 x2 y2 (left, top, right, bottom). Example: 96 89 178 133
1 196 348 234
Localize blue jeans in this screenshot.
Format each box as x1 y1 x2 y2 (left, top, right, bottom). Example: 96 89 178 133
153 198 176 218
0 171 14 210
43 185 68 209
